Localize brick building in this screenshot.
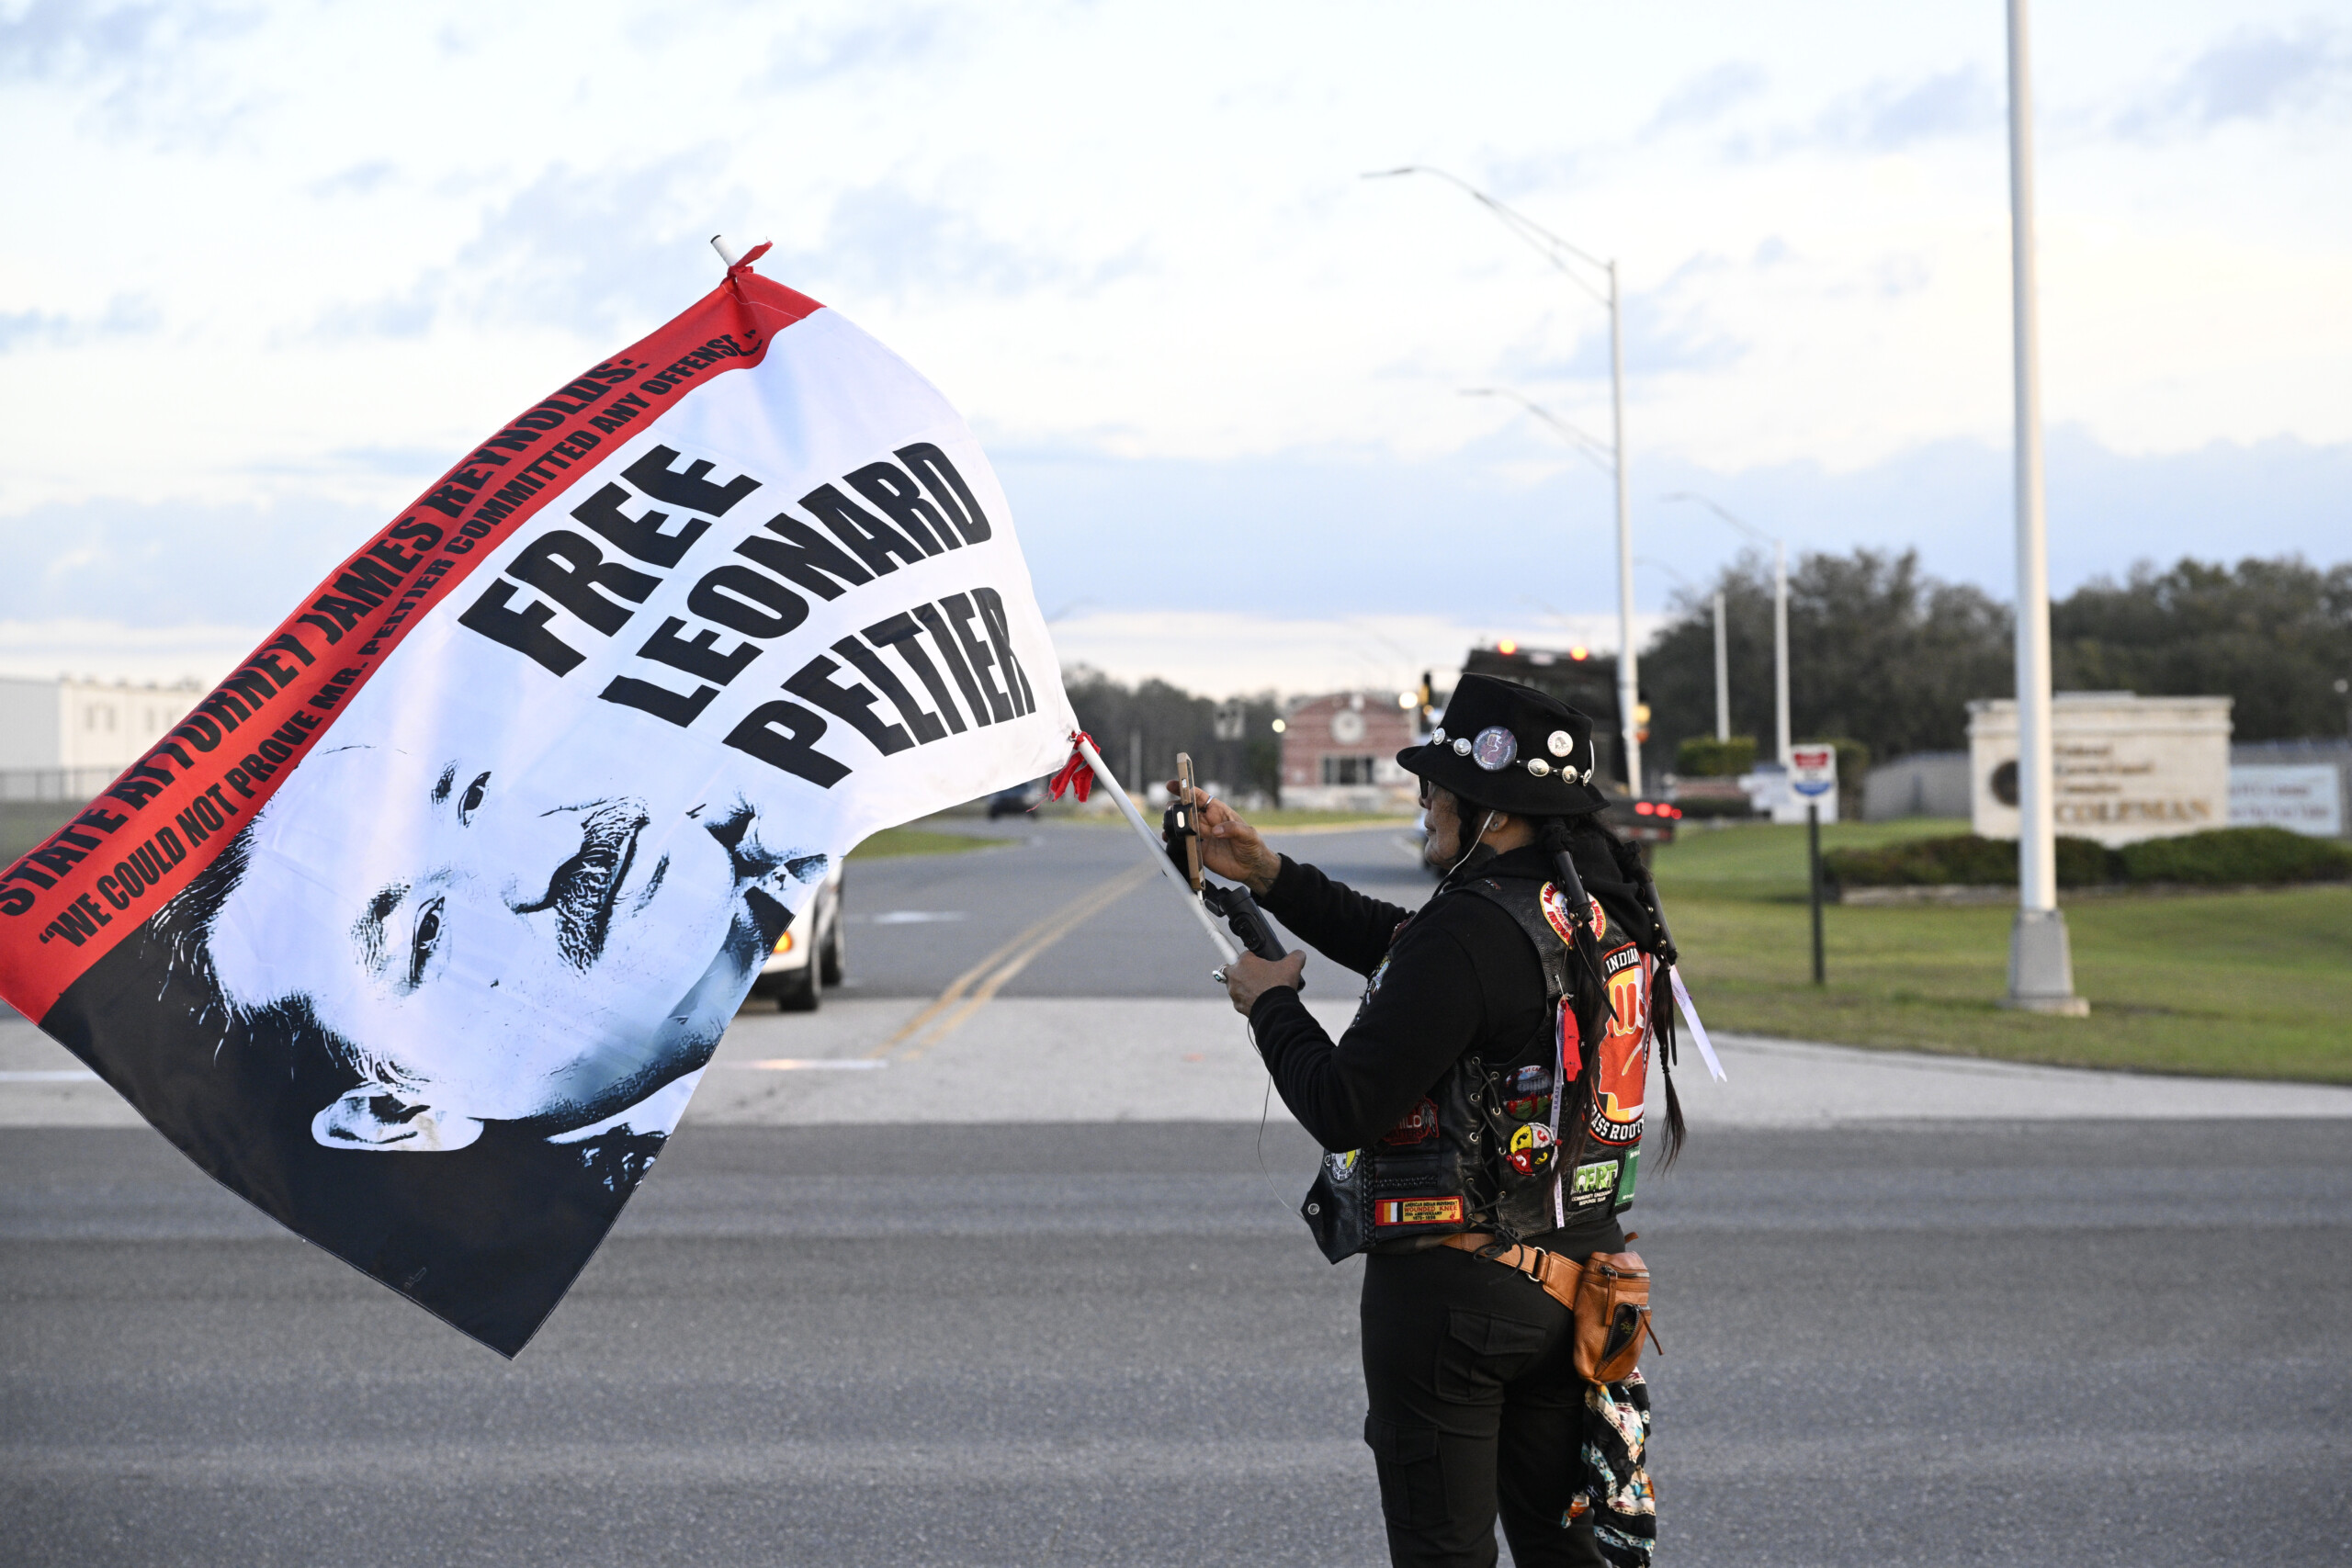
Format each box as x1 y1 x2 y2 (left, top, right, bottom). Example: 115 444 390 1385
1280 691 1419 811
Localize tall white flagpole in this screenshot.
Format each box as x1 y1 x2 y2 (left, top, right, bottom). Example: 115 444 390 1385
2003 0 2086 1016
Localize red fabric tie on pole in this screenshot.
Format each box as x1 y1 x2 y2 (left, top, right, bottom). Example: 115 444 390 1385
725 241 774 292
1048 731 1098 803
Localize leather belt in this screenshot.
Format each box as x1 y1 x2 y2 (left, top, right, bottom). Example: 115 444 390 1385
1442 1231 1583 1314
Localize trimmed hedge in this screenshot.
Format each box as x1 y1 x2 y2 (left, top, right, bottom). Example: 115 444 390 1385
1825 827 2352 890
2117 827 2352 886
1676 736 1757 778
1823 834 2111 888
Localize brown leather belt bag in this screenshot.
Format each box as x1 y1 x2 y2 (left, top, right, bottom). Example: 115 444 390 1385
1444 1232 1657 1384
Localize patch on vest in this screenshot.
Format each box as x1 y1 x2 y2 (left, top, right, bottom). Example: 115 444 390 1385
1508 1122 1559 1178
1374 1197 1464 1228
1540 881 1606 945
1588 943 1651 1146
1380 1098 1439 1145
1326 1149 1361 1183
1568 1157 1620 1209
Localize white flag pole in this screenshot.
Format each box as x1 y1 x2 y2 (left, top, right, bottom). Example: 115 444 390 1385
1070 735 1239 966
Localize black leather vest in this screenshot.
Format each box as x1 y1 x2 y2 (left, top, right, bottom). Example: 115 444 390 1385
1300 866 1657 1264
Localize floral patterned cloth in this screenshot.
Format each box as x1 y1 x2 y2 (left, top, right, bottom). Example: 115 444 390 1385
1566 1371 1657 1564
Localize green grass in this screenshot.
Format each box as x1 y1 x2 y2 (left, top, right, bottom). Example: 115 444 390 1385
847 825 1011 860
1652 818 2352 1082
1661 818 1974 901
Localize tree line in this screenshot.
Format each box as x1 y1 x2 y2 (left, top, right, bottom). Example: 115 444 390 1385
1061 669 1285 799
1641 551 2352 773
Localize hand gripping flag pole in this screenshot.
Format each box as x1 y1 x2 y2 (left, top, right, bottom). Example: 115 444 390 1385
1051 732 1238 966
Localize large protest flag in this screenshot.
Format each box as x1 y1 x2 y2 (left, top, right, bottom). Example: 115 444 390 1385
0 254 1078 1354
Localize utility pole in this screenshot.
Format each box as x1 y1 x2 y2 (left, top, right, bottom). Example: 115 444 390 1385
1713 592 1730 742
2002 0 2086 1016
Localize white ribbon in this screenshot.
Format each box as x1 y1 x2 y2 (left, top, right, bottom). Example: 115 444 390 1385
1668 965 1727 1082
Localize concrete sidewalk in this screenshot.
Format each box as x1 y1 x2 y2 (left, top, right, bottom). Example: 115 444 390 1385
8 996 2351 1128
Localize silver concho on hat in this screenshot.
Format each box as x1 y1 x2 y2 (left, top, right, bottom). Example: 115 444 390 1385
1547 729 1574 758
1471 726 1518 771
1452 738 1472 756
1430 728 1446 744
1526 758 1552 777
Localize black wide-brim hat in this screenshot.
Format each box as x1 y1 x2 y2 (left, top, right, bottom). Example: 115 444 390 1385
1396 672 1611 817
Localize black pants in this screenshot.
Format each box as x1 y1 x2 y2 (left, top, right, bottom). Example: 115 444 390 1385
1361 1245 1605 1568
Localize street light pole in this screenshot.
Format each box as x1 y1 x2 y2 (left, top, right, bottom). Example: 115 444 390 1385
1772 537 1791 766
2003 0 2086 1016
1607 262 1642 795
1370 166 1643 794
1712 592 1730 742
1665 491 1790 764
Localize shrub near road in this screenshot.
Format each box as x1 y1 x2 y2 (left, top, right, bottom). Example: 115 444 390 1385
2119 827 2352 886
1826 826 2352 890
1653 819 2352 1083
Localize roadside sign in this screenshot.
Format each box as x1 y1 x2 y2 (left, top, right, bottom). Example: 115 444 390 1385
1789 745 1838 799
2230 763 2343 837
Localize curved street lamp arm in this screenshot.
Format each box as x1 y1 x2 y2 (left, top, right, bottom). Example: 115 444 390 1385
1660 491 1776 549
1363 166 1613 309
1462 388 1616 477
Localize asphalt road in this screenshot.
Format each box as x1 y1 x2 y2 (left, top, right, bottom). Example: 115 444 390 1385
832 817 1431 1000
6 819 2349 1564
6 1118 2348 1567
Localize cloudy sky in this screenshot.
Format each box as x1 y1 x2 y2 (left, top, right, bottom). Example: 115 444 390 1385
2 0 2345 694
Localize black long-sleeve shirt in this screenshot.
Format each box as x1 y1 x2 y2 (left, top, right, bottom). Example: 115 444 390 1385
1248 843 1555 1152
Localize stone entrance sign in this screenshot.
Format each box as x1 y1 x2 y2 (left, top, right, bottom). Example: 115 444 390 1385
1966 694 2231 846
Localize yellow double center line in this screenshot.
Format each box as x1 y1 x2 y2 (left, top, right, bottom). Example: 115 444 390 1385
867 860 1159 1061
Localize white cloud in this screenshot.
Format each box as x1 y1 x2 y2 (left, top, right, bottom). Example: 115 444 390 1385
0 0 2340 680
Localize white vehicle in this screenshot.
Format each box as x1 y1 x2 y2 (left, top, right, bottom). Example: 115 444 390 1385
750 865 847 1011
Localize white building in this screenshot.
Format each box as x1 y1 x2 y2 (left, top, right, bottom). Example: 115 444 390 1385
0 675 206 791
